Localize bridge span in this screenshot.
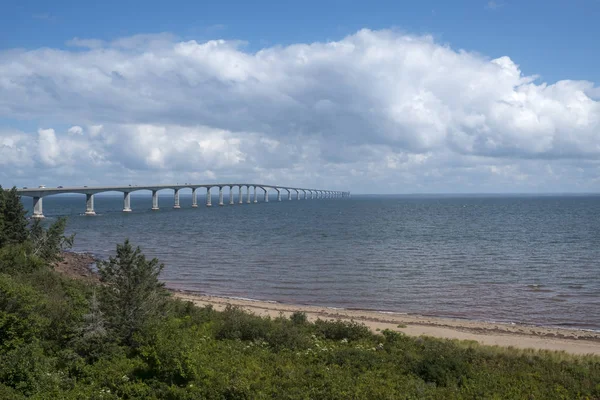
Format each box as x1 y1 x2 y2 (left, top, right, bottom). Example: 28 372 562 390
16 184 350 219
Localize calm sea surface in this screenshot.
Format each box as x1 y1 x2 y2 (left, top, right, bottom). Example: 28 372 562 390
24 194 600 330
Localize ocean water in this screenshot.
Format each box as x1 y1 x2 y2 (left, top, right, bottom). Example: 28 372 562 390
23 193 600 330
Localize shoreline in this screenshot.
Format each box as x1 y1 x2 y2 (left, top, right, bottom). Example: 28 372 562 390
172 289 600 356
58 251 600 355
172 289 600 333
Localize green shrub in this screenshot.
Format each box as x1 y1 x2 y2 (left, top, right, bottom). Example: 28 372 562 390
0 383 25 399
137 318 205 385
265 319 312 350
313 318 372 341
290 311 308 325
0 342 58 397
412 339 474 387
0 243 45 275
0 274 49 351
215 305 271 342
26 268 90 348
168 300 218 327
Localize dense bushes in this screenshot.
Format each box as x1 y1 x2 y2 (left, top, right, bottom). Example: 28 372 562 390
1 263 600 399
1 187 600 398
0 274 48 352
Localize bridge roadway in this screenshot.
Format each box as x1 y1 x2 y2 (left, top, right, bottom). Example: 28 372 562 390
16 184 350 219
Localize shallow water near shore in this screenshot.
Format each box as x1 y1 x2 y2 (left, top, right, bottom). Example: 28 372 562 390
25 193 600 330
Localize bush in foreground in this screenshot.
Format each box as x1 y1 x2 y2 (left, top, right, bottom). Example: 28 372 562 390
1 258 599 399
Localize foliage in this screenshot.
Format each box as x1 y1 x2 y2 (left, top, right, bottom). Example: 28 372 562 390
0 263 598 399
313 317 372 341
0 185 73 268
0 243 45 275
289 310 308 325
97 239 169 345
0 274 49 351
28 217 74 263
0 186 28 248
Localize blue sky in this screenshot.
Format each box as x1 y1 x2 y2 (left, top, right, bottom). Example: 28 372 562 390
0 0 599 193
3 0 598 83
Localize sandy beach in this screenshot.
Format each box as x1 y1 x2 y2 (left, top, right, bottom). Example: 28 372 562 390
173 290 600 356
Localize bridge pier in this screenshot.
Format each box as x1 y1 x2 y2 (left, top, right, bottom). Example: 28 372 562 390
123 192 132 212
152 190 159 210
296 190 300 201
173 189 181 209
287 189 292 201
277 189 281 202
219 187 224 206
32 196 44 219
238 186 243 204
192 188 198 208
85 194 96 216
303 190 307 200
229 186 234 205
311 190 314 199
253 186 257 203
246 186 251 204
263 188 269 202
206 187 212 207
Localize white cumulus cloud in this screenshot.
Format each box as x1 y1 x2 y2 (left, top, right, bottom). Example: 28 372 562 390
68 126 84 135
0 29 598 192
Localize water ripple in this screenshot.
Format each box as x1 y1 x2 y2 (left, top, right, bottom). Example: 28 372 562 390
30 194 600 330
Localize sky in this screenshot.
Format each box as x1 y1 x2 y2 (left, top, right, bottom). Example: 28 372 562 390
0 0 599 194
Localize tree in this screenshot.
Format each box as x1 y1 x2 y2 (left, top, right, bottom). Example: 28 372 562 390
97 240 168 345
0 186 72 265
0 186 28 248
80 291 107 340
28 218 74 263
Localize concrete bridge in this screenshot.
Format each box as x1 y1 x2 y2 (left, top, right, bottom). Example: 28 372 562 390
16 184 350 219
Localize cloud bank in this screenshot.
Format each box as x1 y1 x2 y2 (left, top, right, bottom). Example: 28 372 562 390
0 29 598 192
